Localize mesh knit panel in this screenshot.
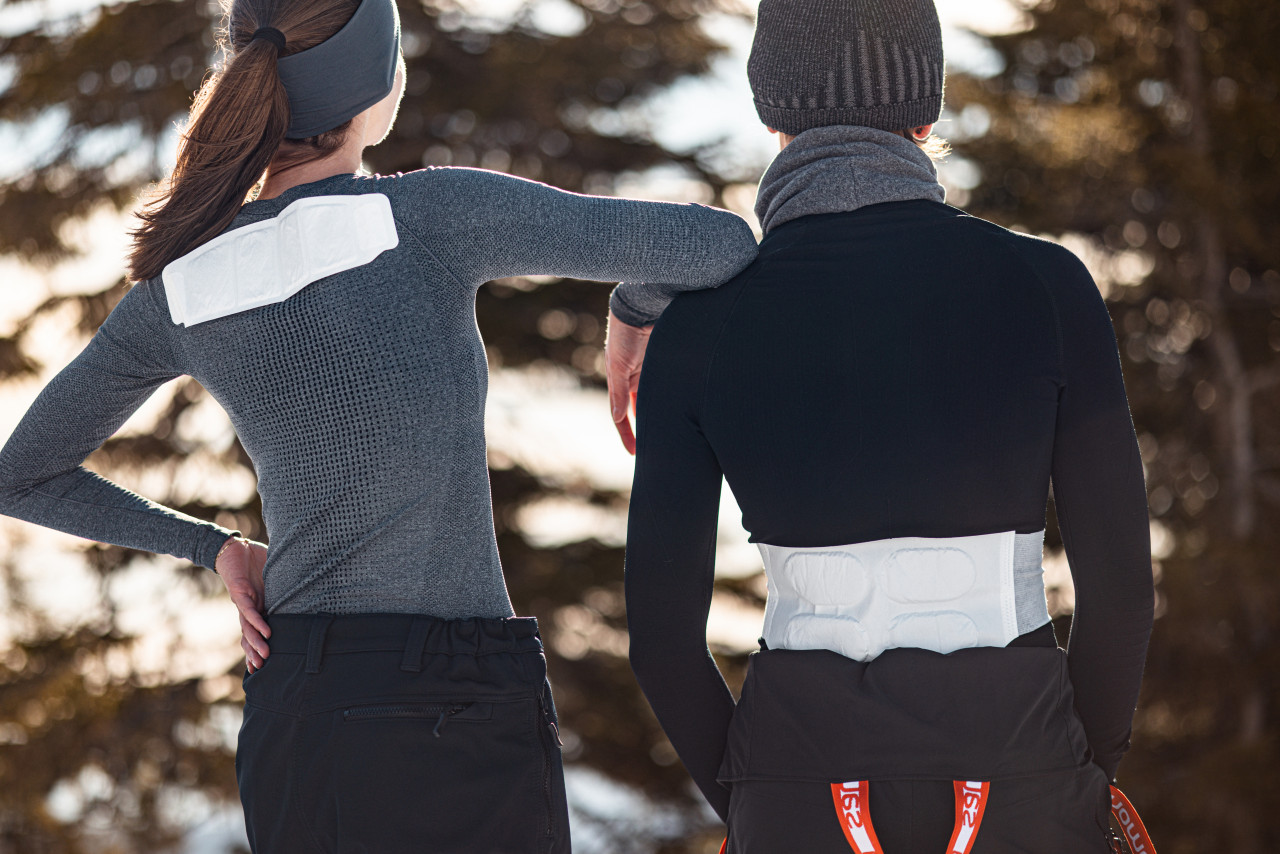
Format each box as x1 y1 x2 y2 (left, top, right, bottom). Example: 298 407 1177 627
182 178 506 617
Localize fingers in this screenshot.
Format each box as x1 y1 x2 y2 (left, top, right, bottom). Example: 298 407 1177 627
239 610 271 659
607 359 637 456
605 310 653 455
244 599 272 639
239 605 269 673
221 538 272 674
608 377 629 427
615 410 637 455
242 635 265 672
228 585 272 639
607 344 629 420
609 369 637 454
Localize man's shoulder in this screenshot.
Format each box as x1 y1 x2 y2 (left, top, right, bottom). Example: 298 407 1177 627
948 211 1090 278
661 257 756 323
946 212 1107 323
646 264 755 379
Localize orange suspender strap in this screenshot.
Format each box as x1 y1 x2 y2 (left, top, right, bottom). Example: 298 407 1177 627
947 781 991 854
829 780 990 854
819 781 1157 854
831 781 886 853
1110 786 1157 854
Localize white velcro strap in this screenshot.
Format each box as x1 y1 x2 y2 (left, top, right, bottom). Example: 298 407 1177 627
162 193 399 327
759 530 1050 661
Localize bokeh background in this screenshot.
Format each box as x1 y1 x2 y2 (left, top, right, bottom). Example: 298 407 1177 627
0 0 1276 850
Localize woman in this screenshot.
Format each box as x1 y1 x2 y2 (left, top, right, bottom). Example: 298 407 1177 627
0 0 757 851
623 1 1153 852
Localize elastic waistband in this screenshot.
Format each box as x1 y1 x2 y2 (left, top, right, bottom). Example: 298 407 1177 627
265 613 542 674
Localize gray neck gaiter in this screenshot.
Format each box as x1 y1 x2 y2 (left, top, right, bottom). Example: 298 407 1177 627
754 125 946 234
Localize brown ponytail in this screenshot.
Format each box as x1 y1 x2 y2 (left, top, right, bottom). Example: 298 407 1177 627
128 0 361 282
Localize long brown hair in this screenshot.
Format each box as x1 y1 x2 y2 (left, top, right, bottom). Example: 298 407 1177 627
129 0 362 282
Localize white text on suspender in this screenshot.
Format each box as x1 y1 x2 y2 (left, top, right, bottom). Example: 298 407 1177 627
829 779 989 854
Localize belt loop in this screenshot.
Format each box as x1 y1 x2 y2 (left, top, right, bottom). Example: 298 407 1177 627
305 614 335 674
400 618 431 672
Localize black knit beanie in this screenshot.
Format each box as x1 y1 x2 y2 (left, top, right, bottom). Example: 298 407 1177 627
748 0 945 135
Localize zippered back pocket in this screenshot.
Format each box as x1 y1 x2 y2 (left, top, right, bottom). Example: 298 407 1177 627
342 702 493 736
295 696 561 849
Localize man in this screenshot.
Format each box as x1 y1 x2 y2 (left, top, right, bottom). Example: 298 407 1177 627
622 1 1153 851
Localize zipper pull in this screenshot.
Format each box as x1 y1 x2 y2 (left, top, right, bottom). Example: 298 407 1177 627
538 690 564 747
433 707 462 738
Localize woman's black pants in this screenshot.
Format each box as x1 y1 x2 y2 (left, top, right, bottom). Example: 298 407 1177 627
236 613 570 854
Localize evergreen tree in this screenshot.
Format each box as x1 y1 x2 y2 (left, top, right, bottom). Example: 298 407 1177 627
950 0 1280 848
0 0 746 850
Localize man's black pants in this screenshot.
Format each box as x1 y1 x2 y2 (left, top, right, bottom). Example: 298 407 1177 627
719 646 1113 853
236 613 570 854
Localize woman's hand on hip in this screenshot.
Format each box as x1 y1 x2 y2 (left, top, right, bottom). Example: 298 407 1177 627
605 310 653 455
216 536 271 673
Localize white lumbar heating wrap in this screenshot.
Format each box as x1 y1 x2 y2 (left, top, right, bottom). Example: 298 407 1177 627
162 194 399 327
758 530 1051 661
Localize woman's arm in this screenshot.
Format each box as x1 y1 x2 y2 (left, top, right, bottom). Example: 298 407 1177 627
624 295 735 821
0 282 240 570
1042 246 1154 781
390 167 759 326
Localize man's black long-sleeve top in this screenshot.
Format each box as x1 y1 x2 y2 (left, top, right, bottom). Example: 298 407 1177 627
624 200 1154 821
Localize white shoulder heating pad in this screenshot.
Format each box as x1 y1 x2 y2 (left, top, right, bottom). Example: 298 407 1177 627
162 193 399 327
757 530 1051 662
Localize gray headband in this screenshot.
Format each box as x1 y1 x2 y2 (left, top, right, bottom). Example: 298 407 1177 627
274 0 401 139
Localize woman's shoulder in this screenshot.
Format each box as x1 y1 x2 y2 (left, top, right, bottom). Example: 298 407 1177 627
365 167 557 244
114 277 177 329
90 278 185 375
369 166 546 205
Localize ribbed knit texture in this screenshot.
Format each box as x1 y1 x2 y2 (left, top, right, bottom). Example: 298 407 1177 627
748 0 945 135
754 125 945 233
0 168 757 617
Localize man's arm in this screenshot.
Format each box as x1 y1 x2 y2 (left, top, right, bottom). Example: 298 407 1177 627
1044 246 1154 780
625 300 736 821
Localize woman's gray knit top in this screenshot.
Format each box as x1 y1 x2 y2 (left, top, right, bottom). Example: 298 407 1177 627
0 168 758 617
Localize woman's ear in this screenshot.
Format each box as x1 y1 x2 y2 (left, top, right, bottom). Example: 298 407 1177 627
911 123 934 141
